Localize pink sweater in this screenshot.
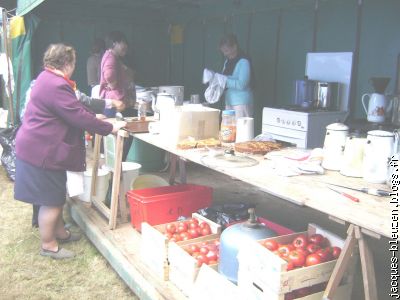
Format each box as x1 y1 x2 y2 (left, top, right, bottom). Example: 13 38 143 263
99 50 128 102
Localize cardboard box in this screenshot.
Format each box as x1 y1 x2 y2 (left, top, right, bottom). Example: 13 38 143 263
160 105 220 145
237 224 356 298
140 213 221 280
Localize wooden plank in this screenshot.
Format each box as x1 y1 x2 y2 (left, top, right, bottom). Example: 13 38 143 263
69 199 187 300
90 134 102 199
133 133 391 238
355 226 378 300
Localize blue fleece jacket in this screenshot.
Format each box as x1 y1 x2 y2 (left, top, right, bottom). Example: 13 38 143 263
224 58 254 106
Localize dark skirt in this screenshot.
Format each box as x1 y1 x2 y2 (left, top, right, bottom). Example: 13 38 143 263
14 158 67 207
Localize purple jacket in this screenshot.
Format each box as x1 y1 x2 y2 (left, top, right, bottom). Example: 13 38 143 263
16 70 113 171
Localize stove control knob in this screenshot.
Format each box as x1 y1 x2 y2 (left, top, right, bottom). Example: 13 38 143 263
297 121 301 126
276 117 280 123
281 119 285 124
292 121 296 126
286 120 290 125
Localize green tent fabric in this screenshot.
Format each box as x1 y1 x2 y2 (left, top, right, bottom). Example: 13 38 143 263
11 13 39 124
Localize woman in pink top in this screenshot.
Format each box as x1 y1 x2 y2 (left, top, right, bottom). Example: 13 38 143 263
99 31 135 117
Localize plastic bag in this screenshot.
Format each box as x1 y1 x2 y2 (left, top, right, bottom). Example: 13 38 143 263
204 71 227 104
0 125 19 181
197 202 253 229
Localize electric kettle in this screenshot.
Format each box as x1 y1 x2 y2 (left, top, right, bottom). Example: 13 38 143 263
322 123 349 171
363 130 399 184
340 133 366 178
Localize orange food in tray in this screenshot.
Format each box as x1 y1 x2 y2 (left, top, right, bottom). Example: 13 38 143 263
177 138 221 150
234 141 284 155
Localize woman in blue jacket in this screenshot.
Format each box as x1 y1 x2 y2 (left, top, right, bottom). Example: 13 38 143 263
220 34 254 118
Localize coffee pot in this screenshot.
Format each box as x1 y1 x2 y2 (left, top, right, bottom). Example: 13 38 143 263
322 123 349 171
152 93 176 120
363 130 399 184
361 77 391 123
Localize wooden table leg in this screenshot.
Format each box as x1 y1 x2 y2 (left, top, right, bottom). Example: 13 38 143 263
323 224 357 300
118 175 128 223
355 226 378 300
90 134 102 205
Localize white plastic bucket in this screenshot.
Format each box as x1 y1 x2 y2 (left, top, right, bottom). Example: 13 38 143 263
121 162 142 198
79 168 110 203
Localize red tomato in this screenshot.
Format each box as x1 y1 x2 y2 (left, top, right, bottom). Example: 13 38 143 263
306 243 321 254
288 250 306 267
188 244 199 255
213 240 220 247
199 222 211 230
180 232 190 241
200 227 211 236
164 232 172 240
188 222 198 229
296 247 309 258
165 223 176 234
286 261 295 271
206 250 218 261
196 254 208 267
278 244 295 258
207 244 218 251
316 248 333 262
199 246 209 255
172 233 181 242
189 218 199 225
331 246 342 259
292 234 308 249
177 223 188 233
208 260 218 265
188 229 199 238
305 253 322 266
196 227 203 235
322 237 331 247
308 234 324 246
191 251 201 258
264 240 279 251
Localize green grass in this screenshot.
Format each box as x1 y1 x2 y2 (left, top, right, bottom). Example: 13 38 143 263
0 167 137 300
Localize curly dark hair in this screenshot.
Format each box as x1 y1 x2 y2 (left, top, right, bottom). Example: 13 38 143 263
43 43 76 70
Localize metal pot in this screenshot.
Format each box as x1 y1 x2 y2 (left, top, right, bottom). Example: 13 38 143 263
158 86 184 106
314 81 340 110
293 78 317 107
218 208 277 284
340 133 366 178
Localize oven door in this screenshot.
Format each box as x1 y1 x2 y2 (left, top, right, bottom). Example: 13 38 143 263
262 124 307 148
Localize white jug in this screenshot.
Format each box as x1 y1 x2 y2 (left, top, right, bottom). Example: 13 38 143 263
340 134 366 178
363 130 399 183
361 93 390 123
152 93 176 120
322 123 349 171
236 117 254 143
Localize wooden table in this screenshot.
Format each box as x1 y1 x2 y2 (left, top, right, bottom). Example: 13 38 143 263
130 132 392 300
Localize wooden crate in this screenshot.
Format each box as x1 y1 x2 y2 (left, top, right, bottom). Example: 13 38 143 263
168 237 219 296
124 117 152 133
189 264 247 300
140 213 221 280
237 223 356 297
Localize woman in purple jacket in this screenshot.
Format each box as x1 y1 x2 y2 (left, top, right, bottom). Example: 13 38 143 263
14 44 126 259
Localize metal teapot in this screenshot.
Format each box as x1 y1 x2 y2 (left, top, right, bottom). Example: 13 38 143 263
218 208 277 284
322 123 349 171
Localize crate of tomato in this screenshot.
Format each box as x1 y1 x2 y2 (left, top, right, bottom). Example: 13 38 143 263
140 213 221 280
237 224 356 300
168 237 220 296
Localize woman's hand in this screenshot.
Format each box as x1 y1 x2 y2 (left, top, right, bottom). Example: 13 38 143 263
112 100 126 112
111 120 127 133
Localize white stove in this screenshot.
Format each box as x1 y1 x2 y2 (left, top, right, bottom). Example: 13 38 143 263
262 107 347 148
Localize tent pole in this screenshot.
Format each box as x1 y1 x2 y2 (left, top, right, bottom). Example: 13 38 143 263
1 8 15 126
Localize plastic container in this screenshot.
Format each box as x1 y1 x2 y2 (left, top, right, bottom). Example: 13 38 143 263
79 168 110 203
220 110 236 143
126 138 165 171
121 162 141 199
127 184 213 231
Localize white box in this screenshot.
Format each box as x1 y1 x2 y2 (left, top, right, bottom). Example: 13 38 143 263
160 106 220 145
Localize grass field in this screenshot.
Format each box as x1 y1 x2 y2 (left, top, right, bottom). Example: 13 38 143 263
0 167 137 299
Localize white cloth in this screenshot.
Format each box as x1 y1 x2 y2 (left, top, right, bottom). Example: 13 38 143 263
204 69 227 104
66 171 85 197
0 53 15 97
91 84 100 98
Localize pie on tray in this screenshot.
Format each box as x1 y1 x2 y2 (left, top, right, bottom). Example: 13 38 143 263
234 141 284 155
177 138 221 149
